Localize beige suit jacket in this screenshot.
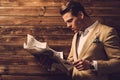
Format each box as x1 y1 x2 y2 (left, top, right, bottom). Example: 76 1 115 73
67 22 120 80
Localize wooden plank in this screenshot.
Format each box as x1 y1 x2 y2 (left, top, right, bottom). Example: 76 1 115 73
0 45 71 53
103 17 120 27
0 54 39 65
91 0 120 7
0 26 73 36
0 26 34 35
1 74 70 80
0 49 31 55
0 44 71 57
0 65 61 75
2 75 49 80
0 6 60 17
0 16 65 26
86 7 120 16
33 27 73 36
0 35 72 46
0 45 70 59
0 0 64 7
0 51 70 66
0 0 120 7
0 44 71 54
0 7 119 17
0 10 119 26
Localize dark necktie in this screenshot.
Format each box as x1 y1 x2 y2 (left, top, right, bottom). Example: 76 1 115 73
76 32 81 58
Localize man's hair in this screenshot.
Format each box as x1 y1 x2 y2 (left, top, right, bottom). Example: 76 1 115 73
60 0 89 17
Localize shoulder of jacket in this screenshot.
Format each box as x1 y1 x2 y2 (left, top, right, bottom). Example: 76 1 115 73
98 23 115 33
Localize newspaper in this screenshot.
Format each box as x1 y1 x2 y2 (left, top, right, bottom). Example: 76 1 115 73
23 34 73 75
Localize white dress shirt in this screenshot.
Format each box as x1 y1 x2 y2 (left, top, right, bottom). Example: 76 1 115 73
77 21 98 70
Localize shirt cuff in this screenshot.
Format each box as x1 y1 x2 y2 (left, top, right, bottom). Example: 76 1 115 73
91 60 97 71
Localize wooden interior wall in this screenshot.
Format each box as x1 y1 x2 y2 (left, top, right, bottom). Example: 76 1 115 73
0 0 120 80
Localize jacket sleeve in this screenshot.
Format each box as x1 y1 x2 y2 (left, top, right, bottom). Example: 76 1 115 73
67 34 77 63
97 27 120 75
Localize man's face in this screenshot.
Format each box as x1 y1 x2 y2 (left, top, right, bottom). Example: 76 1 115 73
62 11 85 33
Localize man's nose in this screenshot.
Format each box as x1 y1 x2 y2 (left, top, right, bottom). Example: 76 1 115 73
67 23 71 28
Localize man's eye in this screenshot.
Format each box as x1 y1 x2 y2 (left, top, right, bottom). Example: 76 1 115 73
67 19 73 23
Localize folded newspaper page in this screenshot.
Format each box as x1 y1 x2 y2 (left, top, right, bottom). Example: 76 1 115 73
23 34 73 75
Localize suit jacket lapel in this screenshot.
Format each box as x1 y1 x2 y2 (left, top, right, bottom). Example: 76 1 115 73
78 23 101 59
73 33 79 60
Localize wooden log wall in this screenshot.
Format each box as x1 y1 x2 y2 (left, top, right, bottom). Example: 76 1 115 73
0 0 120 80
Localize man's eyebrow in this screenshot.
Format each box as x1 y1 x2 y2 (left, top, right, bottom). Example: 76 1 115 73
67 18 73 22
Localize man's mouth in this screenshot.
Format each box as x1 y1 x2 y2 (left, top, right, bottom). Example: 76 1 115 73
72 29 78 33
72 28 74 31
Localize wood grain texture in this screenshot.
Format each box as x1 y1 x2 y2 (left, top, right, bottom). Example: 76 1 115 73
0 16 65 26
0 0 119 80
0 7 119 17
1 74 71 80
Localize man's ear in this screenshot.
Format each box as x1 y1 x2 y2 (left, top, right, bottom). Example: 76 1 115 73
78 11 84 19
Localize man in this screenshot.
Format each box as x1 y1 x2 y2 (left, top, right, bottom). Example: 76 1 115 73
60 1 120 80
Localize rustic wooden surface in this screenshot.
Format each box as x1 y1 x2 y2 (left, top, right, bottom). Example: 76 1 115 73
0 0 120 80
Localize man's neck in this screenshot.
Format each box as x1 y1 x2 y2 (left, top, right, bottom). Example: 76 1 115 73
83 17 96 31
87 17 96 27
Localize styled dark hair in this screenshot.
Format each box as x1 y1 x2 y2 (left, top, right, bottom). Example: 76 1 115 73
60 0 89 17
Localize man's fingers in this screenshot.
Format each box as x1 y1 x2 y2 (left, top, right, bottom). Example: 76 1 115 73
73 59 83 65
73 59 91 71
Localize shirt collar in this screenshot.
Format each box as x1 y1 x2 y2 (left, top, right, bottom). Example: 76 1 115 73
78 20 99 36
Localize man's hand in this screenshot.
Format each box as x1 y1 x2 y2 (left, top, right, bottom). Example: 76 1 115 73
73 59 91 71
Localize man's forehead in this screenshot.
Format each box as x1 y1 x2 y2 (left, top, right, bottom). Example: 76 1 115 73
62 12 72 22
